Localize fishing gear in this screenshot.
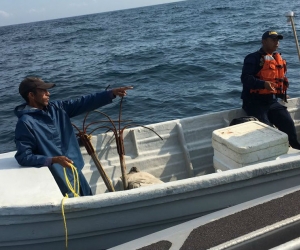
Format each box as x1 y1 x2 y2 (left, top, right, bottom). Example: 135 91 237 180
73 96 163 190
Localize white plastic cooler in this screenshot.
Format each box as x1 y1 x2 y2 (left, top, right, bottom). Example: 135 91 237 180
212 121 289 171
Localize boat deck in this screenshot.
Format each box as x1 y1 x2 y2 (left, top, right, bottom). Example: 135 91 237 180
110 185 300 250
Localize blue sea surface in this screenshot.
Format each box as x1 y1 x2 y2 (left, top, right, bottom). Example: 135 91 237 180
1 0 300 154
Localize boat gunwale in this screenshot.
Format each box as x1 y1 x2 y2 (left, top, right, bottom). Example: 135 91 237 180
1 152 300 216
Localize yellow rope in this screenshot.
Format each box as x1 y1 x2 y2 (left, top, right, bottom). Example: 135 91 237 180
61 163 80 249
61 196 68 249
64 164 80 197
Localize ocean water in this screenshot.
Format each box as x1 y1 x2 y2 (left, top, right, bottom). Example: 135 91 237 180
1 0 300 154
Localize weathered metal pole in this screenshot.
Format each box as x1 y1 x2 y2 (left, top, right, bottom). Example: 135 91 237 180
286 11 300 61
116 134 128 190
79 133 115 192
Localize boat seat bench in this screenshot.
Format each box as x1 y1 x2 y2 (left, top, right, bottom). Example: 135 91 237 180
0 152 62 209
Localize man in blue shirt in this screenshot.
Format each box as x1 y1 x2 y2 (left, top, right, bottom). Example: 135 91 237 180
241 31 300 150
14 77 133 196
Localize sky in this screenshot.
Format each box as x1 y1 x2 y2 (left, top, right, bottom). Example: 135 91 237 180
0 0 183 27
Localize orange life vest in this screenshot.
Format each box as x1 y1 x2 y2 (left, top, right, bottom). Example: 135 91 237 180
250 52 288 95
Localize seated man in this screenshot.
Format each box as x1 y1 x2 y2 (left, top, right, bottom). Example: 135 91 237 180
14 76 133 196
241 30 300 149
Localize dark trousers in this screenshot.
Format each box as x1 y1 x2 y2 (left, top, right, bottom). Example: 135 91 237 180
243 100 300 150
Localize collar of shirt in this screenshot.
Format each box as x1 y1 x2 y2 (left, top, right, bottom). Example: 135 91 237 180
24 105 38 110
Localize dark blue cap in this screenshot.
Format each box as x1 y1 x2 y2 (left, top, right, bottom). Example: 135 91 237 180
262 31 283 40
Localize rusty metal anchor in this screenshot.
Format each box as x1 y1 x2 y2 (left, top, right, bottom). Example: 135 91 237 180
73 96 162 191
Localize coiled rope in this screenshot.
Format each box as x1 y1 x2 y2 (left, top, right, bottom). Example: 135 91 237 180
61 164 80 249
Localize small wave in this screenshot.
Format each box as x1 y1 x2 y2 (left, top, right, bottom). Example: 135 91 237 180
101 63 208 80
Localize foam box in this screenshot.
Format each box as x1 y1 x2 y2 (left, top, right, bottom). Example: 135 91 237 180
212 121 289 171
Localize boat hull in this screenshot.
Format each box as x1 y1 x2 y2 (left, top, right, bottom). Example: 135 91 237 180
2 156 300 249
2 98 300 249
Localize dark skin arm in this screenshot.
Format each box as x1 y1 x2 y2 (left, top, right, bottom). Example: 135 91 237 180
264 81 276 92
52 156 73 169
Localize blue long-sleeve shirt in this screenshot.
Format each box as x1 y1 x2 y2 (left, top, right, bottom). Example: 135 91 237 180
14 91 114 196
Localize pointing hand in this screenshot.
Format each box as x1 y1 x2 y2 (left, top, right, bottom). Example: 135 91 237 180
112 86 133 97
